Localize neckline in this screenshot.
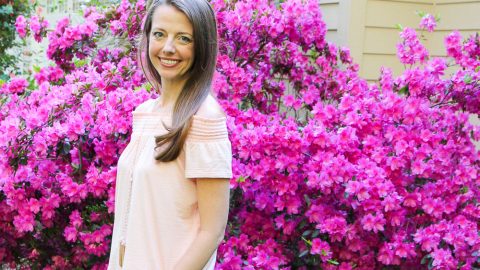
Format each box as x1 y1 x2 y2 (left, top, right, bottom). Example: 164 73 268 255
134 98 227 121
149 97 173 114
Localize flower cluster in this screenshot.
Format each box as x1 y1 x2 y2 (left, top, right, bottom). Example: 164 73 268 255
14 15 28 38
395 30 480 115
1 0 479 269
14 15 49 42
33 66 64 85
29 15 50 42
0 77 29 94
419 14 437 33
396 27 429 65
46 16 98 71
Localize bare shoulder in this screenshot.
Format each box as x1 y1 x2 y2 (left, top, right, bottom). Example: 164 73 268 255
195 94 226 118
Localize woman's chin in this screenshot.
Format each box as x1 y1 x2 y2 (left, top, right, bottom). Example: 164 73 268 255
158 73 188 85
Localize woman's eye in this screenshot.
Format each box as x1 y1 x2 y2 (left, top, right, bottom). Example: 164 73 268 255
179 36 192 43
153 32 164 38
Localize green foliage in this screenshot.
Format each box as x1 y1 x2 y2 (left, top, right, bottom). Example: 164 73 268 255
79 0 122 15
0 0 33 81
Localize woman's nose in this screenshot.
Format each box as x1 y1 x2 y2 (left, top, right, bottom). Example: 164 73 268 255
163 37 176 54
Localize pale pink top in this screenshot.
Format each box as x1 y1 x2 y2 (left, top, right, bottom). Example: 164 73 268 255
107 98 233 270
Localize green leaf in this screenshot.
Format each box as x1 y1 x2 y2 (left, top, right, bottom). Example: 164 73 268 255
327 259 339 265
236 176 245 183
416 10 426 18
476 66 480 73
62 141 71 155
301 236 312 246
395 23 404 31
428 255 434 269
464 75 472 84
74 59 87 68
421 254 431 264
302 230 312 237
32 64 41 73
398 85 409 96
299 249 309 257
72 163 79 170
136 82 153 92
19 155 28 165
304 194 311 206
0 5 14 15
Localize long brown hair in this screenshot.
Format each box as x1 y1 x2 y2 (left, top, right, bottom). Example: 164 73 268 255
137 0 218 162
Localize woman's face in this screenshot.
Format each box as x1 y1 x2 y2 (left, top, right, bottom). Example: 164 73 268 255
148 5 194 85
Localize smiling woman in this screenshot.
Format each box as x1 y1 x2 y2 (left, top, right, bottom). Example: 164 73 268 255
107 1 232 270
148 5 195 88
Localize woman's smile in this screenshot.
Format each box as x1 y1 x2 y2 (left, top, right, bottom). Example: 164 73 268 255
159 57 182 68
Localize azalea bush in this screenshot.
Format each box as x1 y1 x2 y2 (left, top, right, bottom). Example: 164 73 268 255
0 0 479 269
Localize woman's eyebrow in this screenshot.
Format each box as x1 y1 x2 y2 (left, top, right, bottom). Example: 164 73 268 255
151 27 192 36
177 32 193 36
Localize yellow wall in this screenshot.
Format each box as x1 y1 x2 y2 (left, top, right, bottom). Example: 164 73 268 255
321 0 480 80
321 0 480 149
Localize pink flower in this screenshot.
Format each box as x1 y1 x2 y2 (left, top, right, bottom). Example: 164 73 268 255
431 248 457 269
28 198 41 214
378 245 398 265
70 210 83 228
310 238 332 260
394 139 408 155
403 193 420 208
110 20 123 34
380 67 394 91
382 193 402 212
414 228 440 252
15 15 28 38
445 31 463 59
419 14 437 32
426 58 447 77
284 94 295 107
65 27 82 41
361 213 386 233
64 226 78 242
397 27 429 64
1 77 28 94
29 16 41 34
394 243 415 258
13 212 35 233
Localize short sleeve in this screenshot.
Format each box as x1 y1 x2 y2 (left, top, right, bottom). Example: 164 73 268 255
185 115 233 179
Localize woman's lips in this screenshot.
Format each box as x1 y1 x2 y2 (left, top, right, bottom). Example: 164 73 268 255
159 58 181 68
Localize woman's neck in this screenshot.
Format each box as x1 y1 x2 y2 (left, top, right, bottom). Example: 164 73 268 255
155 78 185 111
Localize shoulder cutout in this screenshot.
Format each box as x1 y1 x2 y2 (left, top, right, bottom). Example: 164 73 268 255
195 94 226 119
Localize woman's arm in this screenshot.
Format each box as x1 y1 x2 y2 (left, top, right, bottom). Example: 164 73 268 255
174 178 230 270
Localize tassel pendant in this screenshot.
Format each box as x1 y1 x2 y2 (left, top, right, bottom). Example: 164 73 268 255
119 241 126 267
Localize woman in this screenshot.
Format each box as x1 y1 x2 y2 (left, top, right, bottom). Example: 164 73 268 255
107 0 232 269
